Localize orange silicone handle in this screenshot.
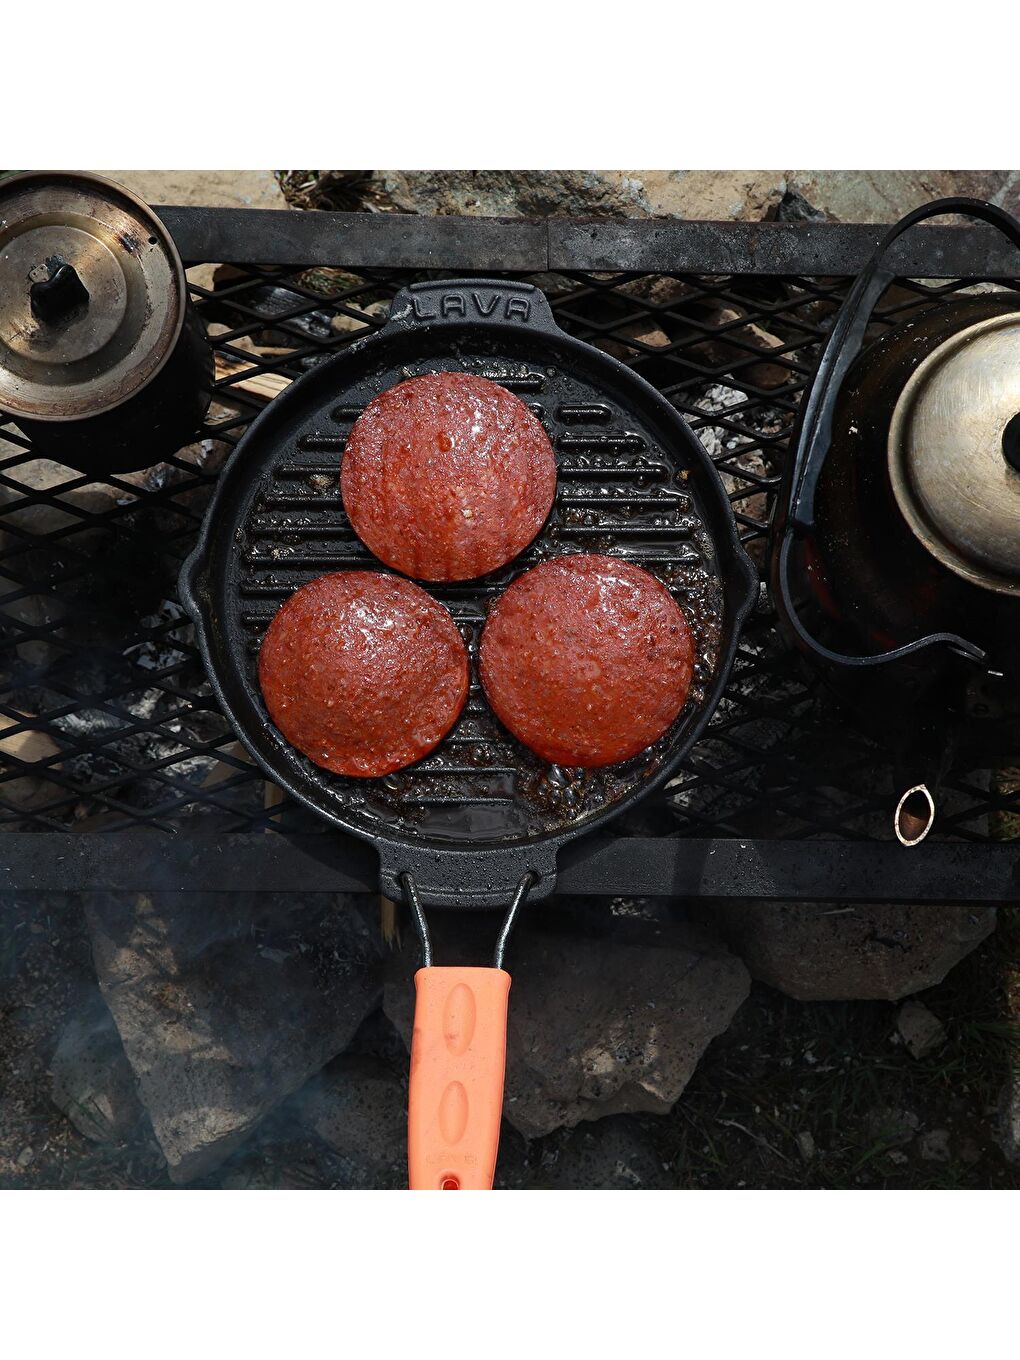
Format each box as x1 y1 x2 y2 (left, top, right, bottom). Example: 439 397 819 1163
407 966 511 1190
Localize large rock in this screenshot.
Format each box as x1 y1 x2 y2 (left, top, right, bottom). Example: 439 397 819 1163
785 170 1020 224
707 901 996 1001
383 902 749 1138
50 990 145 1143
633 171 787 221
896 998 947 1059
296 1055 406 1188
371 170 652 218
370 169 787 220
86 167 1020 229
99 170 288 211
368 169 1019 223
84 891 382 1183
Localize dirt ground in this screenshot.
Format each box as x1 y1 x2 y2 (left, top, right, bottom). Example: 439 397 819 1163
2 891 1017 1190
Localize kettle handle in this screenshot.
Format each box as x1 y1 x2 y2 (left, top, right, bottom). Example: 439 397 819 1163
777 196 1020 669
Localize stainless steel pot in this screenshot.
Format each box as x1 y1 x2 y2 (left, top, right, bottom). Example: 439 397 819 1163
0 171 212 474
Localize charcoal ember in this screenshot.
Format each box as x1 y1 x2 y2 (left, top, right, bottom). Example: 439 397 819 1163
0 453 128 668
207 283 334 346
293 1054 406 1188
383 901 749 1139
0 448 244 826
0 456 186 683
704 901 996 1001
48 681 215 821
691 384 788 559
83 890 383 1184
7 588 237 827
50 989 145 1143
694 382 790 450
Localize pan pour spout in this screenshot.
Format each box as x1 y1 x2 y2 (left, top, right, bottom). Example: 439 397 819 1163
404 872 532 1190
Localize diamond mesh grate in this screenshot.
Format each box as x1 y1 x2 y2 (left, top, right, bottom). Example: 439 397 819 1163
2 261 1019 842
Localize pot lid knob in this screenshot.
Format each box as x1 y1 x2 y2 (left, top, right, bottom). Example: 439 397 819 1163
888 310 1020 597
0 171 186 425
29 258 91 325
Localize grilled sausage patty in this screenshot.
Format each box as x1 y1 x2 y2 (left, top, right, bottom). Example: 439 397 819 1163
479 554 695 767
341 371 557 581
258 571 468 777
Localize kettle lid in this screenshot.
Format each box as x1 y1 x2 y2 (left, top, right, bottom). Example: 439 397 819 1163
889 310 1020 597
0 172 185 424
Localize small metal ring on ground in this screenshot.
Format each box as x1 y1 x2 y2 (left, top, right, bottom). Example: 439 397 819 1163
894 783 936 847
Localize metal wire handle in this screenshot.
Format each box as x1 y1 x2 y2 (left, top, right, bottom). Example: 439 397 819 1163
400 870 536 970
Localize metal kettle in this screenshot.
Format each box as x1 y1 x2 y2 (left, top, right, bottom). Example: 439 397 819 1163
772 198 1020 822
0 171 212 474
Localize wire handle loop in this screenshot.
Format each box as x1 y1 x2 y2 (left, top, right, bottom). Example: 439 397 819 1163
400 870 537 970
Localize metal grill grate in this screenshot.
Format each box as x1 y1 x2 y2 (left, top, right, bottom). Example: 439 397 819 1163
2 250 1019 847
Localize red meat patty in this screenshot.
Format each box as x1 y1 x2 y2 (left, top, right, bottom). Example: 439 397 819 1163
341 371 557 581
258 571 468 777
479 554 695 767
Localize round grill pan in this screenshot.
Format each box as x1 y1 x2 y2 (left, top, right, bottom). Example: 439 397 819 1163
180 281 757 907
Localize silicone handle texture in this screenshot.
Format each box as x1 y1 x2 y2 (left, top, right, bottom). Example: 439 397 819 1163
407 966 511 1190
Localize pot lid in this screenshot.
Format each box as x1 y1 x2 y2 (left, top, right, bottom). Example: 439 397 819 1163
888 310 1020 597
0 172 185 423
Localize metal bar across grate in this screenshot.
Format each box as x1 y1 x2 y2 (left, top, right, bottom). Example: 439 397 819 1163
1 208 1018 898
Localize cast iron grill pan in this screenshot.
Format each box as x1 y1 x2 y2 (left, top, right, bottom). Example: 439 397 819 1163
181 282 756 905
